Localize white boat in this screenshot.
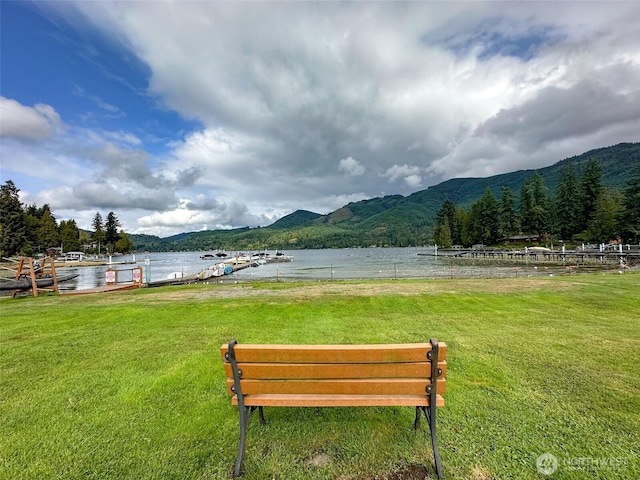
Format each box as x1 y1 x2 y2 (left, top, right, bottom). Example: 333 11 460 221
58 251 86 262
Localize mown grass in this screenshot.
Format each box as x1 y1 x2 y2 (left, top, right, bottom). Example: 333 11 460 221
1 274 638 479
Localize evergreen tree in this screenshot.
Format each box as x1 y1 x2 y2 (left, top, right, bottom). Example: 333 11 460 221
105 212 121 250
481 188 500 244
579 158 603 232
468 188 500 245
79 229 91 247
435 216 452 248
60 219 82 252
554 163 581 240
618 162 640 243
498 186 519 239
449 207 463 246
456 208 473 247
519 179 534 234
24 204 43 252
586 190 624 242
92 212 106 254
0 180 28 256
37 208 60 250
114 230 135 254
433 200 456 246
520 172 549 238
467 200 483 245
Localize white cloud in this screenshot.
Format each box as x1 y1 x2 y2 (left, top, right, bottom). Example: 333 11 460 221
5 2 640 236
404 174 423 188
103 130 142 146
381 164 422 184
339 156 365 176
68 1 638 188
137 197 275 235
478 79 640 150
0 97 63 140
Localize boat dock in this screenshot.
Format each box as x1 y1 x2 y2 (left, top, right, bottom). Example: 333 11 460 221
419 248 640 265
61 283 141 295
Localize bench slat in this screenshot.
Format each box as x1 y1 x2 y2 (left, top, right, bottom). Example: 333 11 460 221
224 361 447 379
227 378 446 396
221 343 447 364
232 393 445 407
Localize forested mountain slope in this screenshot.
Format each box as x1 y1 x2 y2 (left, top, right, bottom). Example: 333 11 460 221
130 142 639 250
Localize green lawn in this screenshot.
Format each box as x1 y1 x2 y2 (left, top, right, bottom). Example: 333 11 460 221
1 274 638 479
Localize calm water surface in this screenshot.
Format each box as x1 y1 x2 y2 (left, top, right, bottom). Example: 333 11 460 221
53 247 617 292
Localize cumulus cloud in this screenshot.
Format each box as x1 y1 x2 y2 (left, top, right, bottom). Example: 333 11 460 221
0 97 63 140
380 164 423 187
68 1 638 186
137 197 274 234
478 79 640 150
339 156 365 176
4 1 640 236
403 174 423 188
72 181 177 211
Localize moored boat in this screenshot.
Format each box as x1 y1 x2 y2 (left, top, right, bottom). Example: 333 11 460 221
0 273 80 291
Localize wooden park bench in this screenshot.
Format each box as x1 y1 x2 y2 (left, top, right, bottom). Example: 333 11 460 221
221 338 447 478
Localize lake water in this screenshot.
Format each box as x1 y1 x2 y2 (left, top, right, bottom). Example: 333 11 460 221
52 247 626 292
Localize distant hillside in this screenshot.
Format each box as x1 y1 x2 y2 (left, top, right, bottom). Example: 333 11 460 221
270 210 322 229
130 142 639 251
425 142 639 206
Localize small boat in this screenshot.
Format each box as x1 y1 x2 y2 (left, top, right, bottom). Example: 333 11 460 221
527 246 552 253
0 273 80 291
57 251 86 262
166 272 186 279
200 254 216 260
147 273 200 287
198 269 222 280
266 252 294 263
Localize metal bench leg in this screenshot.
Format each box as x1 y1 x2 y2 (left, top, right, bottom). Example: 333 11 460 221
428 402 444 479
227 340 256 478
414 406 421 430
234 406 250 477
427 338 444 479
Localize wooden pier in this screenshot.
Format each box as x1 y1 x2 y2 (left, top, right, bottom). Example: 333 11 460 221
62 266 144 295
61 283 141 296
419 248 640 266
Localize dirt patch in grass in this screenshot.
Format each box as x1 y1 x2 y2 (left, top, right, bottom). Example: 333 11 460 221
469 464 493 480
304 452 332 467
374 464 431 479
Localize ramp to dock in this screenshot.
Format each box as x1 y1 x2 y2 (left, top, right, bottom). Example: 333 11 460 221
61 283 140 296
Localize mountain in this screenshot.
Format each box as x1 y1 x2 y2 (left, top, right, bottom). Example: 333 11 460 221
424 142 640 206
129 142 639 251
270 210 323 229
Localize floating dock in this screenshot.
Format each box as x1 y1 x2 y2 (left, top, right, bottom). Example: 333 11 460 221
419 248 639 265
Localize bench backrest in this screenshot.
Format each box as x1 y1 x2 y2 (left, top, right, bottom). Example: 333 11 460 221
221 342 447 407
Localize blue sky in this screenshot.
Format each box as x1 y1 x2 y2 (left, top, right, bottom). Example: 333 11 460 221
2 2 198 153
1 1 639 237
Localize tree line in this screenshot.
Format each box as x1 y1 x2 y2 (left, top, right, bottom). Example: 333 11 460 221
0 180 134 258
4 157 637 257
433 159 640 248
